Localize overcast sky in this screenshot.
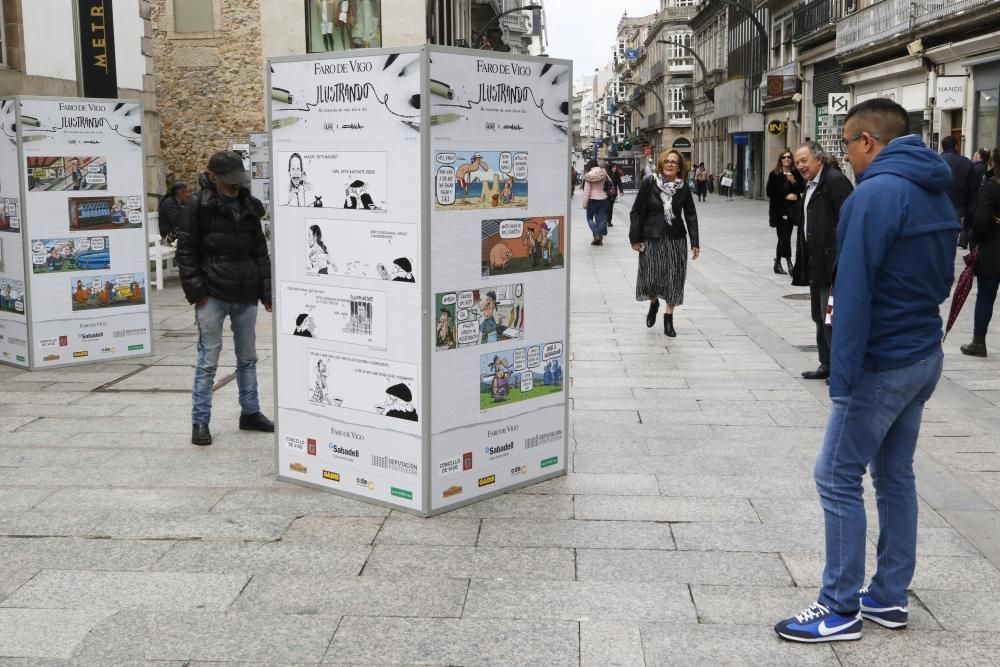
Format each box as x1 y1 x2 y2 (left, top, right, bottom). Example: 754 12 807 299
545 0 660 79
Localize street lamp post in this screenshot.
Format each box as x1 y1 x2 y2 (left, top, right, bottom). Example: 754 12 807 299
722 0 768 77
472 4 543 49
657 40 709 87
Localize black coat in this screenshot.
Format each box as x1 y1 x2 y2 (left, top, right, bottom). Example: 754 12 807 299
157 195 183 238
973 177 1000 277
792 166 854 288
628 175 699 247
177 179 272 305
765 170 805 227
942 149 978 210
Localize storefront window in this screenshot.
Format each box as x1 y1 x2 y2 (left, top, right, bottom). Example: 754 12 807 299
814 105 846 165
306 0 382 53
974 88 998 154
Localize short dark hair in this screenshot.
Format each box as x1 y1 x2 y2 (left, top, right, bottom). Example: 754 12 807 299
978 147 991 163
844 98 910 144
168 182 188 197
941 135 957 151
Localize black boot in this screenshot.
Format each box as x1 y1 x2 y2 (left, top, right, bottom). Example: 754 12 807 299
785 258 794 274
646 300 659 328
192 423 212 446
773 258 787 275
960 335 987 357
663 312 676 337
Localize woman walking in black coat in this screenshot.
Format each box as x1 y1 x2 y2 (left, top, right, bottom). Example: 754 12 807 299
962 147 1000 357
629 149 700 337
765 150 804 275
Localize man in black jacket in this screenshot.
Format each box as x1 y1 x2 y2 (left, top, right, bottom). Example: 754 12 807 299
941 136 979 247
178 151 273 446
793 141 854 380
157 182 189 242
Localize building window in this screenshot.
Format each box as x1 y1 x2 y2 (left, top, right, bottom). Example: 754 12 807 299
307 0 382 53
975 89 998 157
0 1 6 66
668 87 689 122
174 0 214 33
670 0 697 7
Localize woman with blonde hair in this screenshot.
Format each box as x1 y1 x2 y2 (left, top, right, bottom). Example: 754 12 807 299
629 150 700 336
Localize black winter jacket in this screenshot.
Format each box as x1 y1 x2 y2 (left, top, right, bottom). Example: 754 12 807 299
973 177 1000 277
765 170 805 227
792 166 853 287
629 175 699 247
941 149 978 210
177 178 271 305
157 195 183 238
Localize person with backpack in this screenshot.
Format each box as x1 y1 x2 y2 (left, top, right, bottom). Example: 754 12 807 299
582 160 610 246
961 146 1000 357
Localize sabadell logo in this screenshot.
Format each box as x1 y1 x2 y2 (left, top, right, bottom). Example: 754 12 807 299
329 443 359 458
485 442 514 456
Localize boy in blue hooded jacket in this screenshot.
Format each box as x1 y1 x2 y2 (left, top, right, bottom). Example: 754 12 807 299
776 99 959 643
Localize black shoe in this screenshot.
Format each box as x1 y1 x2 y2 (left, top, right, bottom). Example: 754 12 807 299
785 258 794 274
774 258 787 275
607 221 614 227
239 412 275 432
646 301 659 328
664 313 676 337
960 339 987 357
192 423 212 446
801 366 829 380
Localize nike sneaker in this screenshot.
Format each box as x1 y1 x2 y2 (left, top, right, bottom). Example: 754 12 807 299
859 586 908 629
774 602 862 643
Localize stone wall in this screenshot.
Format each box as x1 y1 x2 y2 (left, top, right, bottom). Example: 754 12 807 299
151 0 265 185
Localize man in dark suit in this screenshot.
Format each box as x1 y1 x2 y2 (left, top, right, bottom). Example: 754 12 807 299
941 136 979 247
793 141 854 379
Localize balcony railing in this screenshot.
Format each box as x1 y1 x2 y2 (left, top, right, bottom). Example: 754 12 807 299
794 0 837 42
668 59 694 76
500 13 531 33
660 6 697 20
914 0 992 28
835 0 912 57
759 62 799 98
668 113 692 126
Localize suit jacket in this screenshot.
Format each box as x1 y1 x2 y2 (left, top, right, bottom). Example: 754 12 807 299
794 166 854 287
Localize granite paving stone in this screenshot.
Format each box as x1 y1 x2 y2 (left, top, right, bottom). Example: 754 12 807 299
478 518 674 549
33 488 228 513
280 515 385 545
230 575 467 617
913 589 1000 632
781 553 1000 591
363 545 576 580
0 570 249 612
0 608 114 659
0 569 37 604
322 616 580 666
672 521 830 552
639 623 839 666
0 536 174 571
580 621 646 667
439 493 574 519
576 549 793 586
88 511 294 540
0 488 55 517
152 540 371 576
830 630 1000 665
516 473 660 496
210 487 392 516
463 580 696 623
374 514 481 547
657 474 817 498
574 494 759 523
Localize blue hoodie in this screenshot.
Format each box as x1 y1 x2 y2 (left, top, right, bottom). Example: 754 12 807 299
830 135 959 397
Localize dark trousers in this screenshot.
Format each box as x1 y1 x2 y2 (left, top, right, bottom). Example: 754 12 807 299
974 273 1000 337
775 219 794 260
810 283 832 368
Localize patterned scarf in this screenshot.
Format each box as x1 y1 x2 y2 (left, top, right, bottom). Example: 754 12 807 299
653 174 683 226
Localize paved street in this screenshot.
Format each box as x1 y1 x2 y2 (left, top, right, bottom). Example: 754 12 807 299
1 192 999 665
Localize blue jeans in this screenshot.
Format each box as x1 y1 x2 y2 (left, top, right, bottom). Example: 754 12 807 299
814 348 943 613
973 273 1000 337
586 199 609 237
192 297 261 424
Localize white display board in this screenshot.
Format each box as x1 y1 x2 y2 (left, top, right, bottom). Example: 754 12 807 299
270 47 571 515
0 97 152 369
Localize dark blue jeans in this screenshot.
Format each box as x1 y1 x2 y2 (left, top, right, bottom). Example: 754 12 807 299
815 348 943 613
586 199 609 238
192 297 261 424
973 273 1000 337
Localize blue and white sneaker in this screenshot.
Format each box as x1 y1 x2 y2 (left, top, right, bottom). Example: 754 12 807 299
859 586 908 629
774 602 862 643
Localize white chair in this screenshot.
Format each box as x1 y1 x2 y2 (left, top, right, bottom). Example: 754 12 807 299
147 212 176 290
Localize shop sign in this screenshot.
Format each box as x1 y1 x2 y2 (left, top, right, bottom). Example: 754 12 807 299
935 77 967 110
767 120 785 135
767 76 784 98
77 0 118 98
672 137 692 149
828 93 850 115
732 132 749 145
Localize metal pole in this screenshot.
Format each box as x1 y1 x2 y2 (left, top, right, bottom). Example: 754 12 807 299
657 39 709 84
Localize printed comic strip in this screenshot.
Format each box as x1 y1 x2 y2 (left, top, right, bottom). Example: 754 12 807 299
27 157 108 192
307 349 419 425
0 278 24 314
434 150 527 211
434 283 524 350
305 219 416 284
70 273 146 311
479 341 564 410
281 282 387 350
0 198 20 233
278 151 387 211
68 195 143 230
31 237 110 273
481 216 564 277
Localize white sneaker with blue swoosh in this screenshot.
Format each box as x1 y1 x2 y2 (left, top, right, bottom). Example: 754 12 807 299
774 602 863 643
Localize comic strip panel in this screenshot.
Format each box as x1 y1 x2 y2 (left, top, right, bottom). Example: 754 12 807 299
281 282 387 350
479 341 564 411
31 237 110 274
481 216 564 277
0 278 25 314
68 195 143 230
434 150 528 211
434 283 524 350
277 151 387 210
70 273 146 311
305 219 416 284
27 157 108 192
0 198 20 233
307 349 419 426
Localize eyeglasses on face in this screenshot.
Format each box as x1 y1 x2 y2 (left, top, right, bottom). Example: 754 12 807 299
781 155 793 160
663 160 680 166
841 132 880 149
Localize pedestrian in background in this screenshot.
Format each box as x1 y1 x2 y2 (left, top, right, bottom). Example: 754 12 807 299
178 150 274 446
158 182 189 244
792 141 854 381
941 135 979 248
606 164 624 228
776 98 959 644
629 149 700 337
967 148 990 236
765 150 804 275
961 147 1000 357
694 162 708 202
582 160 610 246
720 164 735 200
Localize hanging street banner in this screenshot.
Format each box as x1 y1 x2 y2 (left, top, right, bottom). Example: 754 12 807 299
77 0 118 98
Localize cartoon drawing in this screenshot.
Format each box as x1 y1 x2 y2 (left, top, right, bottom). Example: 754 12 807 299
286 153 311 206
306 225 337 274
306 349 419 430
389 257 414 282
435 151 528 211
344 180 380 210
305 219 416 285
293 313 315 337
479 342 564 410
434 283 524 350
27 157 108 192
309 358 332 404
481 217 564 277
312 195 324 207
381 383 418 421
0 278 24 314
31 237 111 274
0 197 20 233
281 282 386 350
70 274 146 311
279 151 386 211
349 298 373 336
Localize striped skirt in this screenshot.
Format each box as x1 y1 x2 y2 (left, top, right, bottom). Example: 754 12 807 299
636 237 688 305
